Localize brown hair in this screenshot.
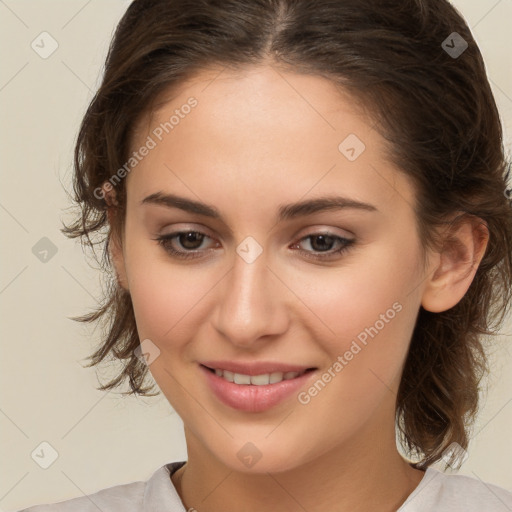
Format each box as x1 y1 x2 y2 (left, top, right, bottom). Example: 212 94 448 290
62 0 512 469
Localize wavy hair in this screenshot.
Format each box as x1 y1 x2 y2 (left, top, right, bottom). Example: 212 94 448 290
61 0 512 469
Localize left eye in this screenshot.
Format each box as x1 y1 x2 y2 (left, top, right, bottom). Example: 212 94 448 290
154 230 355 261
292 233 355 260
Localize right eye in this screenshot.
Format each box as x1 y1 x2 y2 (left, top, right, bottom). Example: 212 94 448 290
154 230 220 260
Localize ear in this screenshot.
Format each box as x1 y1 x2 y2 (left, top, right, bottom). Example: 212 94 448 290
421 215 489 313
102 182 129 291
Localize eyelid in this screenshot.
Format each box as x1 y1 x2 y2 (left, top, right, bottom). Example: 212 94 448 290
293 224 355 240
156 224 221 249
158 223 215 235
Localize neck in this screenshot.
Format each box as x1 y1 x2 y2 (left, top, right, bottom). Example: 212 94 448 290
172 423 425 512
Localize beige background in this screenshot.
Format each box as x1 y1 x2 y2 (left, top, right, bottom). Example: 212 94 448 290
1 1 511 510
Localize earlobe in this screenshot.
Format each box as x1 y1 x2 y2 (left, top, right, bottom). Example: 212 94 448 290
107 211 129 292
421 216 489 313
102 182 129 291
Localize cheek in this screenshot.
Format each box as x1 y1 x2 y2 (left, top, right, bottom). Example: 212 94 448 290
294 274 416 442
305 244 419 348
296 241 422 410
124 235 214 344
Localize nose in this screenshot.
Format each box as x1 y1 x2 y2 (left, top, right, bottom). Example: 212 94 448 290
212 246 290 349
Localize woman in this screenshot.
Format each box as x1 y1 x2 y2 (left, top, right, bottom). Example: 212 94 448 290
20 0 512 510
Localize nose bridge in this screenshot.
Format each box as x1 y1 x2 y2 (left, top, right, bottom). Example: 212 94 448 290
213 241 287 346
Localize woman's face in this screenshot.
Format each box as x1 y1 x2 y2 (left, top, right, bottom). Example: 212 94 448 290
117 65 433 473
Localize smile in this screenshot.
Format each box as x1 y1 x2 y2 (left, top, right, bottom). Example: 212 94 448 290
199 363 317 412
206 366 311 385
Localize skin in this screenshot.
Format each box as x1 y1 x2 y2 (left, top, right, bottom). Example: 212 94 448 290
106 64 488 511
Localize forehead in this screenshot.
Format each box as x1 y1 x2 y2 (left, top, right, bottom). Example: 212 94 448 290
138 64 366 139
127 65 416 219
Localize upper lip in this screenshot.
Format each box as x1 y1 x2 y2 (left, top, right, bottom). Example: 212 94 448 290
200 360 316 376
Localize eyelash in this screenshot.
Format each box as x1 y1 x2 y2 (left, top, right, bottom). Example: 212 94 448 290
154 230 355 261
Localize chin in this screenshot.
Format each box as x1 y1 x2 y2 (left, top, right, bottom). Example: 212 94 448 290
203 436 310 475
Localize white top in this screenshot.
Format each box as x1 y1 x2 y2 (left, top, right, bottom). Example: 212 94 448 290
18 460 512 511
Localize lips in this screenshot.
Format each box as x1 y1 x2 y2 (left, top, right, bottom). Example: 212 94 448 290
199 361 317 412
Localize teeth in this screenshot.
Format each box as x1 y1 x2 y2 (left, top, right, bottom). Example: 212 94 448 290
234 373 251 385
223 370 234 383
270 372 284 384
212 368 305 385
251 373 270 385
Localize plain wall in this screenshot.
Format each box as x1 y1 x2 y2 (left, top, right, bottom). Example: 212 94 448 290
1 1 511 510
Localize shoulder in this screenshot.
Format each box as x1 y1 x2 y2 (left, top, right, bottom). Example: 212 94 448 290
18 480 145 512
400 467 512 511
17 461 186 512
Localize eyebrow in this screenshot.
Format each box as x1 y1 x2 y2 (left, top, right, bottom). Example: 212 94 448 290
141 191 378 222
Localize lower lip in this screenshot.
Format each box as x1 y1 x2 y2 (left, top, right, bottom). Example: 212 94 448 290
199 364 316 412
